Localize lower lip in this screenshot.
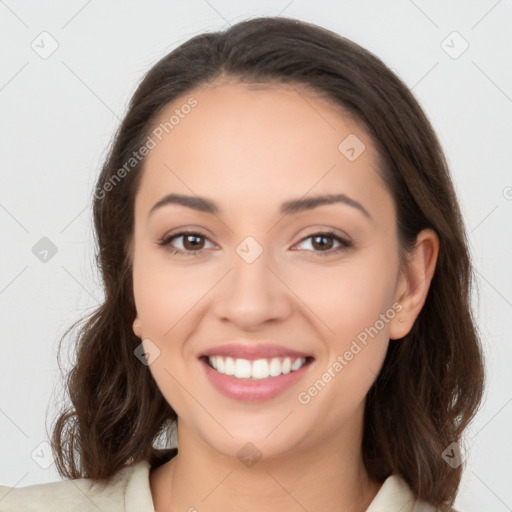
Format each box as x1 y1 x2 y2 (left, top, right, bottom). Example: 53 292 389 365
200 358 313 402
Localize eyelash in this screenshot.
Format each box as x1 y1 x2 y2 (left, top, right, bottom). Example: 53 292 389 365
156 230 352 258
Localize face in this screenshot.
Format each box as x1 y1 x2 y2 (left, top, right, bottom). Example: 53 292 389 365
131 80 409 461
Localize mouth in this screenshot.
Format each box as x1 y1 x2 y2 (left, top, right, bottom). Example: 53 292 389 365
197 343 315 402
200 355 314 380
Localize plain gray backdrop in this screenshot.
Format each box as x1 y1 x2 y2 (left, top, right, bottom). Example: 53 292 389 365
1 1 511 510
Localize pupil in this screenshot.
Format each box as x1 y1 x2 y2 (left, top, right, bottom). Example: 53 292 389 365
185 235 203 250
313 235 332 250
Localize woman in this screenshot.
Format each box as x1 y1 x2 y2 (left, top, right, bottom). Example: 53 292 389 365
0 16 484 512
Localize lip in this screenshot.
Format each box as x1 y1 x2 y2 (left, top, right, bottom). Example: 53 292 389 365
200 357 314 402
198 341 312 360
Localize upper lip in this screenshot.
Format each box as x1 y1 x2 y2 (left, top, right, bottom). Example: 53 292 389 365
199 341 313 361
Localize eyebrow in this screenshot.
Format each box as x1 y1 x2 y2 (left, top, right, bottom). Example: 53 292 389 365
148 193 371 219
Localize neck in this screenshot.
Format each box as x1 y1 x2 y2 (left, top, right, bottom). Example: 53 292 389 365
150 417 381 512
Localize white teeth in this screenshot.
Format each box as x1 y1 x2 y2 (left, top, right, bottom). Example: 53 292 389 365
291 358 304 371
281 357 292 374
234 359 252 379
207 356 307 379
224 357 235 375
216 356 225 373
252 359 269 379
269 358 281 377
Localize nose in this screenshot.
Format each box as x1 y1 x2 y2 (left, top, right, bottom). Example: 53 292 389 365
211 244 293 331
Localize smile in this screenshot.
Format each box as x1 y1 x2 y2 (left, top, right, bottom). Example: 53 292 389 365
206 356 307 380
200 355 314 402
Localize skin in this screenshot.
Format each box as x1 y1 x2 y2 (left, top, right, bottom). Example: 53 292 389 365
131 79 439 512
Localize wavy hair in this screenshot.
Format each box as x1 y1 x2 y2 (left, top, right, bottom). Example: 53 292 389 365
50 16 485 509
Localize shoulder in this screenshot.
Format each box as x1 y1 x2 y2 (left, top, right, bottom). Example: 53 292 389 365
367 474 462 512
0 461 153 512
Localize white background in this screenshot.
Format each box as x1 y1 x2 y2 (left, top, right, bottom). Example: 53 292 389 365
1 1 511 510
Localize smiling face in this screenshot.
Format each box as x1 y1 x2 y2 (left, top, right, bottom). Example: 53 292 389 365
130 79 410 462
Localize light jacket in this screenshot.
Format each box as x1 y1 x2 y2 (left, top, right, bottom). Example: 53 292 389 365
0 461 454 511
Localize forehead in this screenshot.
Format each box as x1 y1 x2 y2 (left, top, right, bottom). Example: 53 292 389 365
135 80 391 220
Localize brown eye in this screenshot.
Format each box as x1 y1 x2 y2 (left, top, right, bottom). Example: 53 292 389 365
182 233 205 251
157 231 214 256
311 234 335 251
295 231 351 256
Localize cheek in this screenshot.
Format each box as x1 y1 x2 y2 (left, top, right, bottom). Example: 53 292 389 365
291 251 397 408
132 249 217 338
131 254 210 416
290 252 399 344
296 282 393 430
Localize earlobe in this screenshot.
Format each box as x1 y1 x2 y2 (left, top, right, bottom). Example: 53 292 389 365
389 228 439 340
132 317 142 338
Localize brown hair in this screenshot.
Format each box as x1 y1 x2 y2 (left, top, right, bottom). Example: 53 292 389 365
50 16 484 508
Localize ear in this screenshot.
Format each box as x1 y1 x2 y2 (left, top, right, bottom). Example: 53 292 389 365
132 316 142 339
389 228 439 340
